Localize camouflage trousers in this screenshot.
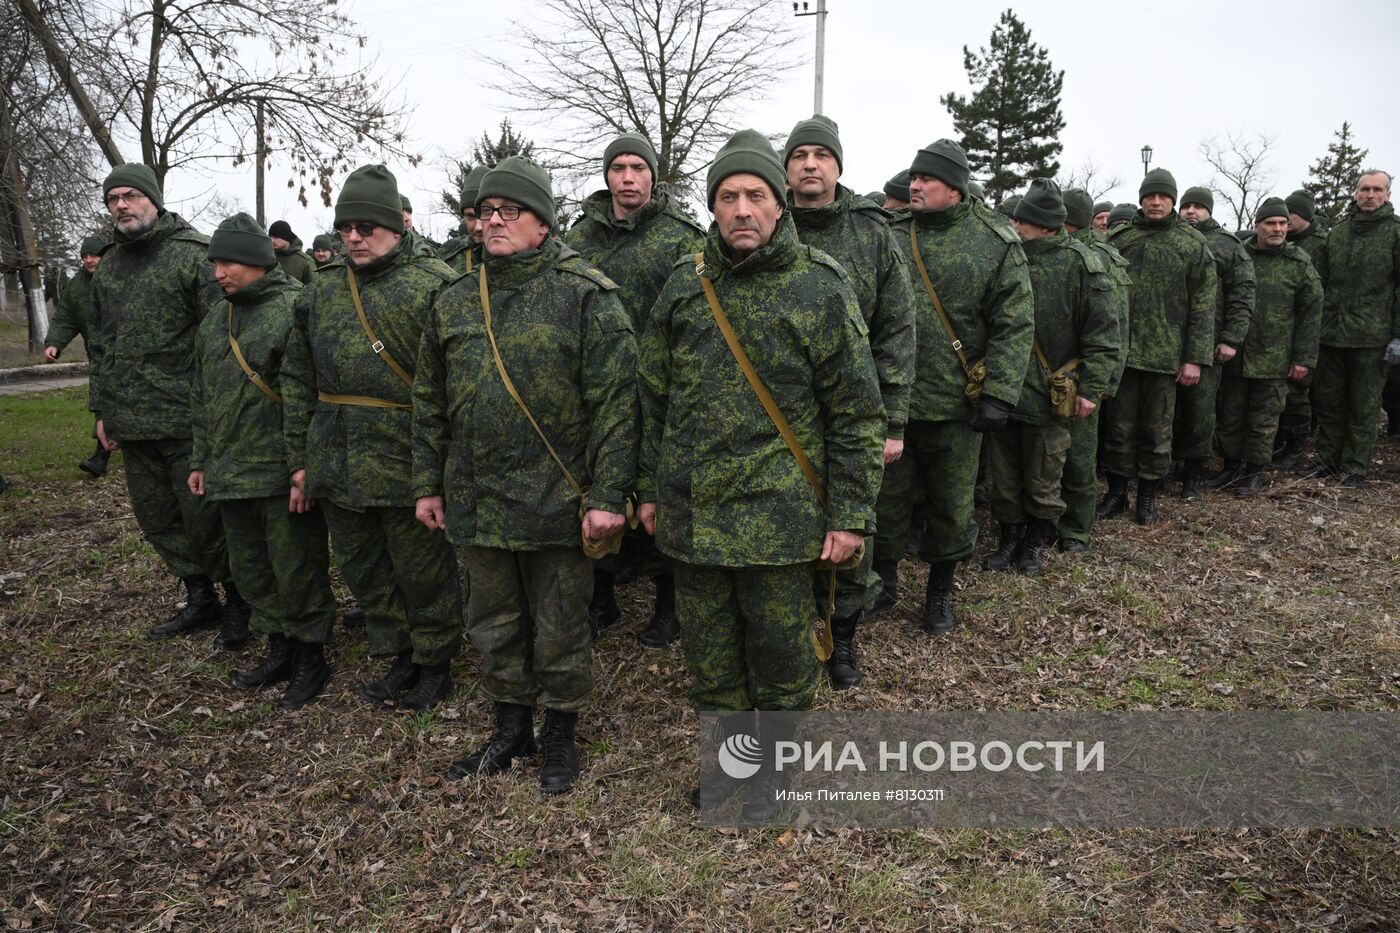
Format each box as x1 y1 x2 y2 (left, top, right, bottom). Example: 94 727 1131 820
1172 363 1221 462
1103 368 1178 481
460 546 593 713
1216 375 1289 466
1057 407 1100 545
874 455 923 564
1279 372 1314 439
877 419 982 564
986 420 1072 524
219 496 335 644
121 438 228 582
1384 364 1400 426
1314 345 1387 476
321 501 462 666
674 561 818 713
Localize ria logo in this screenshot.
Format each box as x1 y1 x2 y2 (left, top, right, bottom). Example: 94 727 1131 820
717 733 763 780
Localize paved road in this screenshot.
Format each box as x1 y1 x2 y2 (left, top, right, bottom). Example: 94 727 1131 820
0 376 88 396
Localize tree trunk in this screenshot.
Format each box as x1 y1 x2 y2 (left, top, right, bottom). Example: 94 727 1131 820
255 99 265 227
0 98 47 351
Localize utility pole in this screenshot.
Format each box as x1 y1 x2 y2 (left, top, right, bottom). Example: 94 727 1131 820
793 0 829 115
255 99 266 227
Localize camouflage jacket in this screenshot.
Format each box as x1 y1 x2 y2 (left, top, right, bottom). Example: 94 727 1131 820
276 239 314 284
1312 201 1400 347
437 236 481 276
1193 218 1256 348
90 211 216 440
789 185 916 439
190 268 302 501
564 188 705 333
1286 223 1327 260
404 228 441 258
889 200 1034 420
637 214 885 567
47 270 102 412
1238 238 1323 379
1013 232 1122 424
1109 211 1218 374
1070 229 1132 396
413 237 637 550
282 239 457 507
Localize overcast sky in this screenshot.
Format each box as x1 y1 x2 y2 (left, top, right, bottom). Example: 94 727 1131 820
149 0 1400 242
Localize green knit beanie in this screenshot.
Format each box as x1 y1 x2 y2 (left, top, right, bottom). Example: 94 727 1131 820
336 164 405 234
883 170 911 203
1014 178 1067 230
461 165 490 211
478 156 556 229
1255 197 1290 223
1139 168 1178 202
207 212 276 268
967 181 986 202
1063 188 1094 230
997 194 1021 218
782 114 843 173
79 235 110 257
1093 200 1113 218
1108 203 1137 226
706 129 785 210
399 194 413 213
311 234 336 251
603 132 659 180
1181 186 1214 213
1286 189 1315 223
102 163 164 210
909 139 970 193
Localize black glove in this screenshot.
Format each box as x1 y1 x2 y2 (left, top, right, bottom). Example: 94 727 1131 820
968 397 1014 433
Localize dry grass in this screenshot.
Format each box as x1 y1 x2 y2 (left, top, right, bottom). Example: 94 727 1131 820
2 387 1398 931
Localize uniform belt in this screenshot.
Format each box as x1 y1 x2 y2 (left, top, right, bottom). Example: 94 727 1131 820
317 390 411 411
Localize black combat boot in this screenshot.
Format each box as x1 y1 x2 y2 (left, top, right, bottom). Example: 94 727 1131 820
638 572 679 648
1135 478 1162 526
1095 474 1130 520
280 641 331 710
357 650 417 703
1235 465 1266 498
920 561 958 635
741 716 798 824
1271 432 1305 470
341 607 365 629
445 702 536 779
233 633 295 688
871 558 899 614
398 662 452 711
538 709 581 794
151 575 221 638
1017 520 1050 576
1180 460 1204 500
824 613 863 690
587 569 622 640
216 581 251 650
980 522 1024 571
1205 459 1242 489
77 440 110 477
1341 473 1367 489
690 712 754 808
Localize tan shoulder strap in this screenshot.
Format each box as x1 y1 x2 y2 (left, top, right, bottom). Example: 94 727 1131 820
909 225 974 379
479 265 582 496
1032 338 1080 379
347 266 414 388
464 250 473 274
227 303 283 405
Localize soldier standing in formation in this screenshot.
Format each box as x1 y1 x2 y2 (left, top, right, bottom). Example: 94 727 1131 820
438 165 489 275
45 234 113 477
268 221 313 285
310 234 337 269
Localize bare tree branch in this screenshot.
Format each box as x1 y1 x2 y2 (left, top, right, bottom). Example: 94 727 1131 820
1199 132 1278 230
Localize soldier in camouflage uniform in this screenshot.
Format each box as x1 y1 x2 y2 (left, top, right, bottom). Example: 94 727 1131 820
90 164 245 645
1215 198 1323 495
437 165 489 275
268 221 313 285
1273 189 1329 467
884 139 1034 635
636 130 883 819
1176 188 1255 497
45 234 112 476
564 132 704 648
400 195 440 256
1108 204 1135 229
1098 169 1217 525
1057 189 1130 553
311 234 337 268
1308 170 1400 486
782 114 914 688
282 164 462 712
985 180 1120 575
416 157 637 794
882 171 911 214
189 214 337 709
1092 201 1113 234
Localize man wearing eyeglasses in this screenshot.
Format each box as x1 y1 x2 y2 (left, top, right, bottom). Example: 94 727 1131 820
89 164 248 648
281 164 463 713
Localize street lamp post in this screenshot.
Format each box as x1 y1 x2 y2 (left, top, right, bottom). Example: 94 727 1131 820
1141 144 1153 178
793 0 828 115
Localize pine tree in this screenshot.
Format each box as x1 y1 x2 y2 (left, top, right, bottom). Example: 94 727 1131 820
438 120 575 235
472 119 537 169
940 10 1065 206
1302 121 1369 224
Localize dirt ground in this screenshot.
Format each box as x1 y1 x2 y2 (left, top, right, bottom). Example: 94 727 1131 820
2 387 1398 931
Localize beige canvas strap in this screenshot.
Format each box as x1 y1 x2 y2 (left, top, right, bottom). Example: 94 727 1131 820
1032 339 1080 381
909 224 974 379
227 304 283 405
347 266 414 388
317 390 411 411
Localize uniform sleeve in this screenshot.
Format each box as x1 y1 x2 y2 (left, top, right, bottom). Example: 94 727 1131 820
1184 243 1218 366
90 276 112 422
281 289 317 478
410 301 451 500
636 287 677 505
868 239 916 440
46 283 81 353
815 286 885 535
1391 226 1400 341
979 243 1036 407
1293 261 1324 370
581 287 638 514
189 325 209 472
1077 268 1124 405
1218 241 1256 348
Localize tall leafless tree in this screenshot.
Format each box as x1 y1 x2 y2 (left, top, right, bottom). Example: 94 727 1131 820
1059 156 1122 203
1199 132 1278 230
